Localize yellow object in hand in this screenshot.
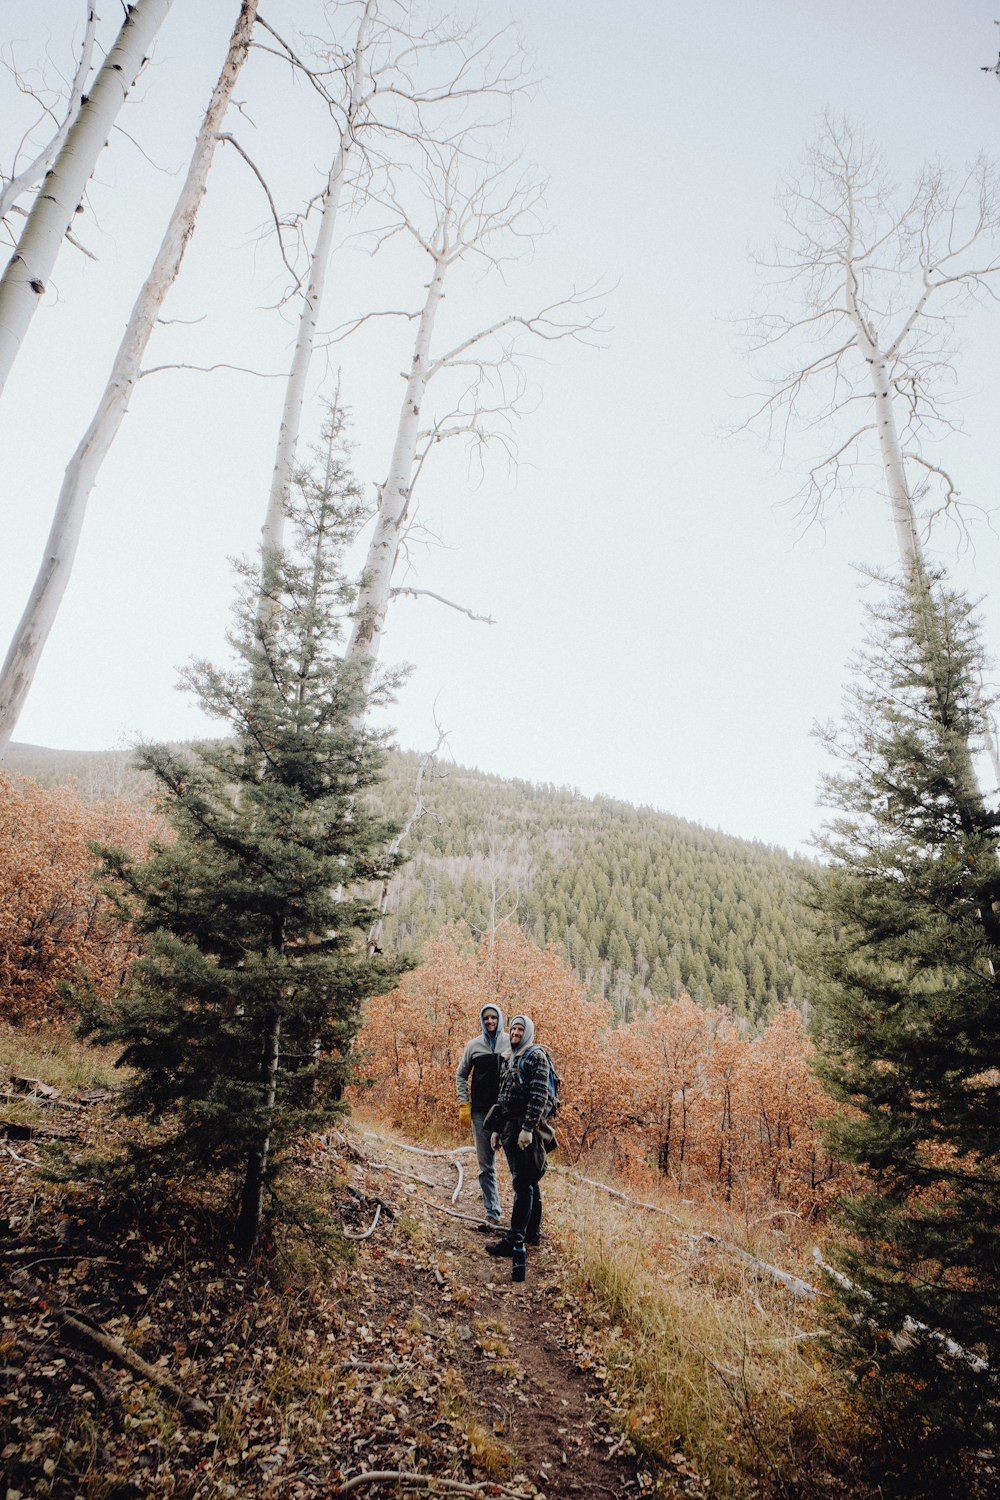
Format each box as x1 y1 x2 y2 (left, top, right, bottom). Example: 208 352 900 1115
458 1101 472 1133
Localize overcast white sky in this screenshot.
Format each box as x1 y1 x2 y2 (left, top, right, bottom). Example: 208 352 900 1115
3 0 1000 853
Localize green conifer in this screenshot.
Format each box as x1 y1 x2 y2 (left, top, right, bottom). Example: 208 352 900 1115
807 569 1000 1446
80 406 406 1253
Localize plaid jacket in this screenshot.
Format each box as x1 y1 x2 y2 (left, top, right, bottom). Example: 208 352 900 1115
496 1044 551 1132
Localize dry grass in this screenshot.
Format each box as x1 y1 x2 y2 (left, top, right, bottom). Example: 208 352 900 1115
543 1166 861 1497
0 1022 120 1095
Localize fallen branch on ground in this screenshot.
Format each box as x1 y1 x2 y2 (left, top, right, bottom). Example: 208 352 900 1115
450 1159 464 1204
363 1159 442 1190
361 1130 475 1159
42 1297 212 1426
418 1197 501 1228
692 1233 825 1302
337 1470 530 1497
343 1203 382 1241
811 1248 990 1373
552 1166 686 1224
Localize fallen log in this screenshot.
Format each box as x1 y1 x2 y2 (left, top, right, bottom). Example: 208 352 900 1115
811 1248 990 1374
15 1280 213 1427
692 1233 825 1303
551 1165 686 1224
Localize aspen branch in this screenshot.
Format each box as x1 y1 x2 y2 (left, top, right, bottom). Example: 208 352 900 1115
217 132 302 289
21 1285 214 1426
140 361 286 380
360 1129 474 1157
388 587 495 624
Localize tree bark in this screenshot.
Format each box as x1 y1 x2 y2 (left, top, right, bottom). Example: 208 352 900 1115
259 0 376 560
0 0 173 398
0 4 99 224
0 0 259 758
236 1006 282 1255
345 258 447 668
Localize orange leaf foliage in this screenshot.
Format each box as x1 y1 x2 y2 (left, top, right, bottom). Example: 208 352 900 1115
0 773 157 1026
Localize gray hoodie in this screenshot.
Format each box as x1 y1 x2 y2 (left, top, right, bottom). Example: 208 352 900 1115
455 1004 512 1112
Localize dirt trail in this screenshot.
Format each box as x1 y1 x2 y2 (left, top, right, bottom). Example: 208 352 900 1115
355 1129 656 1499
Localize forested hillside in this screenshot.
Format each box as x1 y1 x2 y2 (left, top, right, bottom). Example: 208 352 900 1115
9 742 813 1027
377 753 812 1023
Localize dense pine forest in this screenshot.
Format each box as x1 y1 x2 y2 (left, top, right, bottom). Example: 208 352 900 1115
8 741 812 1027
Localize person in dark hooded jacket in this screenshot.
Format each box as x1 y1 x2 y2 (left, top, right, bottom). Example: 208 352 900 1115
483 1014 553 1256
456 1004 511 1226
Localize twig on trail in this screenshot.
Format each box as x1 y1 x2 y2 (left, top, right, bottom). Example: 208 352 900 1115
340 1359 405 1373
337 1469 531 1497
450 1159 464 1204
364 1159 442 1190
0 1248 118 1270
418 1197 500 1228
361 1129 475 1159
343 1203 382 1241
551 1166 686 1224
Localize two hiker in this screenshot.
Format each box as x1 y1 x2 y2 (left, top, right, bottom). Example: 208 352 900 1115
456 1007 555 1257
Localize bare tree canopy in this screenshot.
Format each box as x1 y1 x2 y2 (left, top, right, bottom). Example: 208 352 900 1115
746 114 1000 572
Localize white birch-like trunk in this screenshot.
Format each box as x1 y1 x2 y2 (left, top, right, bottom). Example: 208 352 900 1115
866 349 923 576
260 1 375 560
0 0 258 758
844 262 923 576
0 4 99 224
345 258 447 668
0 0 174 399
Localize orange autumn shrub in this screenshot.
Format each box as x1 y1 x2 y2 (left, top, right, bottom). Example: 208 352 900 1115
0 773 157 1026
612 1000 843 1215
357 927 488 1124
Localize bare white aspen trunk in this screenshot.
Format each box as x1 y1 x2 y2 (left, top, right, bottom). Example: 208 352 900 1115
260 1 375 559
843 242 923 577
867 351 922 576
0 4 99 224
345 259 447 667
260 158 349 557
0 0 174 399
0 0 258 758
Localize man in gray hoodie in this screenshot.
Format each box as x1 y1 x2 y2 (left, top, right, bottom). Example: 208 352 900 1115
456 1004 512 1227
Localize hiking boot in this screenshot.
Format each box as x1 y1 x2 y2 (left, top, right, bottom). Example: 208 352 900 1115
474 1217 504 1234
485 1237 517 1257
523 1234 540 1247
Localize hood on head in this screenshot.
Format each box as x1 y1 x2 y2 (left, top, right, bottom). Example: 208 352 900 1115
508 1014 535 1053
480 1004 504 1049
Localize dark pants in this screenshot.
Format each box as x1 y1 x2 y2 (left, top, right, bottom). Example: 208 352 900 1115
502 1141 542 1245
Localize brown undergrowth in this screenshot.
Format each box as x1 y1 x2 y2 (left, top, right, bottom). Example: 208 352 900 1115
1 1029 994 1499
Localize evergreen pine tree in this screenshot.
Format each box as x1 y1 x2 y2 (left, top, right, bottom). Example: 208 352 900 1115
807 568 1000 1446
80 406 406 1253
